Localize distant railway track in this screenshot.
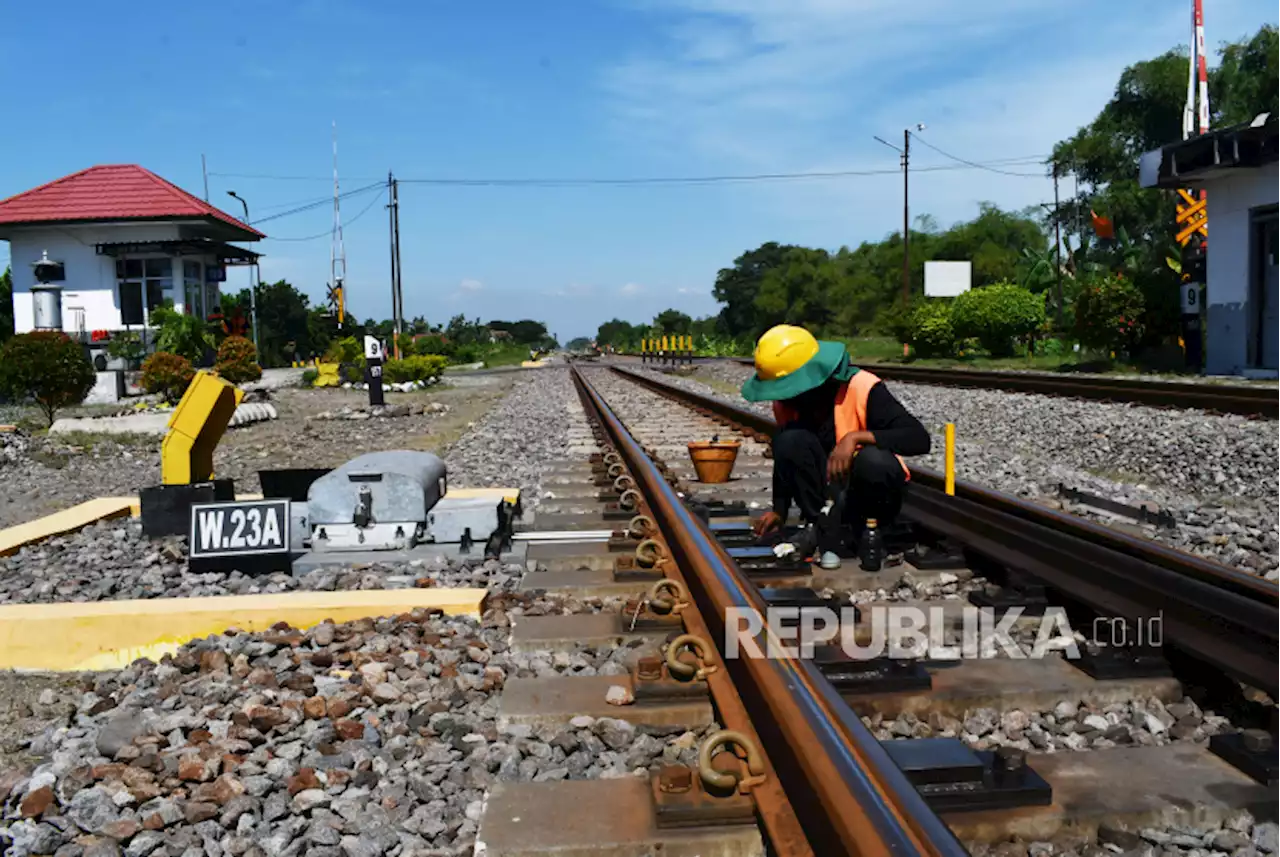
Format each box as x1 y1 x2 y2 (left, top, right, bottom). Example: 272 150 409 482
826 363 1278 418
612 354 1279 417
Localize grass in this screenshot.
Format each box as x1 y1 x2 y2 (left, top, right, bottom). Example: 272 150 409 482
815 336 1224 379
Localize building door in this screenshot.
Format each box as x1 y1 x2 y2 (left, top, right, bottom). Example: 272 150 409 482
1259 221 1280 368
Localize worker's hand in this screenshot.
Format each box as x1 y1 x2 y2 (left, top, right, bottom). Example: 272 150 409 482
828 431 873 484
752 510 783 538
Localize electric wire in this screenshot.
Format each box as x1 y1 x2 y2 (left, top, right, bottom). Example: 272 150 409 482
248 181 385 225
263 186 387 242
209 156 1050 187
909 136 1049 177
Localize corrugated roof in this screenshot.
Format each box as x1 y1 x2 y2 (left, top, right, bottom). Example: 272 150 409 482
0 164 264 238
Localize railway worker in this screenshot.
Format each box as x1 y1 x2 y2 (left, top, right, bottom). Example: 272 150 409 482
741 324 931 568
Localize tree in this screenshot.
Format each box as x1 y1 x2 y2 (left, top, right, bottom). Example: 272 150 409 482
651 309 693 336
445 314 489 346
254 280 320 367
566 336 592 351
597 318 643 349
0 332 97 425
754 247 841 332
0 267 12 343
1211 26 1279 127
713 242 803 337
489 318 552 344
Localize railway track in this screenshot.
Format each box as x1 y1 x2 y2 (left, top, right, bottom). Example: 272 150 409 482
632 355 1279 418
477 364 1278 856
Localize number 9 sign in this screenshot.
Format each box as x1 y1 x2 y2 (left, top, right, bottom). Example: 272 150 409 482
1182 284 1200 313
364 335 383 361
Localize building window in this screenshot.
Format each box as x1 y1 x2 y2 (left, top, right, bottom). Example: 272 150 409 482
116 258 173 326
183 260 204 318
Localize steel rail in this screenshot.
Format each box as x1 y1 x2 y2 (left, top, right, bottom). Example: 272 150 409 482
609 365 1279 696
572 367 967 857
709 357 1279 418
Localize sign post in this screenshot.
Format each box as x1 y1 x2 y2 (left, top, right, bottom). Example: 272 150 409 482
364 335 385 406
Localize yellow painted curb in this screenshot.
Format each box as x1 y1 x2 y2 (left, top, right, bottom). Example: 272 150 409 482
0 497 139 557
0 588 488 672
449 487 521 506
0 493 274 558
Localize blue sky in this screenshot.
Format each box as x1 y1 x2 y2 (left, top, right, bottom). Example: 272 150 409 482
1 0 1274 340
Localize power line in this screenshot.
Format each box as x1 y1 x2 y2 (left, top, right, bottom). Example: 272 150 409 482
263 186 387 242
248 181 384 225
210 157 1050 187
909 136 1049 177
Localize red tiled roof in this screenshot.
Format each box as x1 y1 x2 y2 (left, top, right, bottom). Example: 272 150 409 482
0 164 264 238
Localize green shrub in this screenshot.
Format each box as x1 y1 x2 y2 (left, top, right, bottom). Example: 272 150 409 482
342 365 364 384
451 343 482 364
950 282 1046 357
324 336 363 365
906 301 957 358
410 334 450 357
0 331 97 426
149 303 215 364
105 332 145 367
1075 273 1146 354
214 335 263 384
873 300 914 343
301 368 319 387
141 352 196 403
383 355 447 384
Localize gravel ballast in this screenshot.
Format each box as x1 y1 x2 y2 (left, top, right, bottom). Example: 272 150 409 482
0 604 716 857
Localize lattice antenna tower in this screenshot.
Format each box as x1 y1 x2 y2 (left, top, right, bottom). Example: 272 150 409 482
330 121 348 325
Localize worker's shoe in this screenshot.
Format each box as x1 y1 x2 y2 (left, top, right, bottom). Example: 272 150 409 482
773 523 818 562
817 551 842 570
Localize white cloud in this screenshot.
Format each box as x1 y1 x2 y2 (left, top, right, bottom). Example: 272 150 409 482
459 278 484 292
545 282 596 298
619 282 645 296
602 0 1277 239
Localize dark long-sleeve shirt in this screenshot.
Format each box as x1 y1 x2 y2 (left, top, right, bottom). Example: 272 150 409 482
862 382 931 456
781 380 931 457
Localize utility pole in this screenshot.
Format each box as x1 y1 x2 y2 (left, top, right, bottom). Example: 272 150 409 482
902 127 910 308
875 126 924 310
226 191 259 352
387 172 403 359
201 154 209 202
1052 161 1063 329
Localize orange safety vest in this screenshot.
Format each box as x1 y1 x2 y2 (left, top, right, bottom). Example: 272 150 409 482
772 370 910 479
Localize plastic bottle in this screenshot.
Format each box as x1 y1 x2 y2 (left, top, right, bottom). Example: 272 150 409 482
858 518 884 572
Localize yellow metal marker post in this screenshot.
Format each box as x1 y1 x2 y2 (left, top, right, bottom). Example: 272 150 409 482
944 423 955 496
161 371 244 484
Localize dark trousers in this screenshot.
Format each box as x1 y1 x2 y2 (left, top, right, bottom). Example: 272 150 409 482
771 427 907 549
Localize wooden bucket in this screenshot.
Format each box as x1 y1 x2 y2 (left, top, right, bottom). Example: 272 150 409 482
687 440 741 484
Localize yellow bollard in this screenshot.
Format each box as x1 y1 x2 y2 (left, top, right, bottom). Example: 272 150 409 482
944 423 955 496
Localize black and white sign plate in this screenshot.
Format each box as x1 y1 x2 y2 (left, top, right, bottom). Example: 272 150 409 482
190 499 291 559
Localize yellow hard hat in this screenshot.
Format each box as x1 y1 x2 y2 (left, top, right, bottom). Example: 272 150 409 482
741 324 849 402
753 325 819 381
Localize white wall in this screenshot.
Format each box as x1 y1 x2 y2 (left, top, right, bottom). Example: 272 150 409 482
8 223 197 334
1205 161 1279 375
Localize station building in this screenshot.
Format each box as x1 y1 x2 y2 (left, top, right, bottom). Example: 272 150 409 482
1140 113 1278 377
0 164 263 350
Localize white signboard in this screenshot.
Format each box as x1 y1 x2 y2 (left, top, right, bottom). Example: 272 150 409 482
924 261 972 297
363 335 384 361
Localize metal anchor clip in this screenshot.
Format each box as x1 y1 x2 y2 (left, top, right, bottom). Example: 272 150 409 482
698 730 767 796
666 633 718 681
